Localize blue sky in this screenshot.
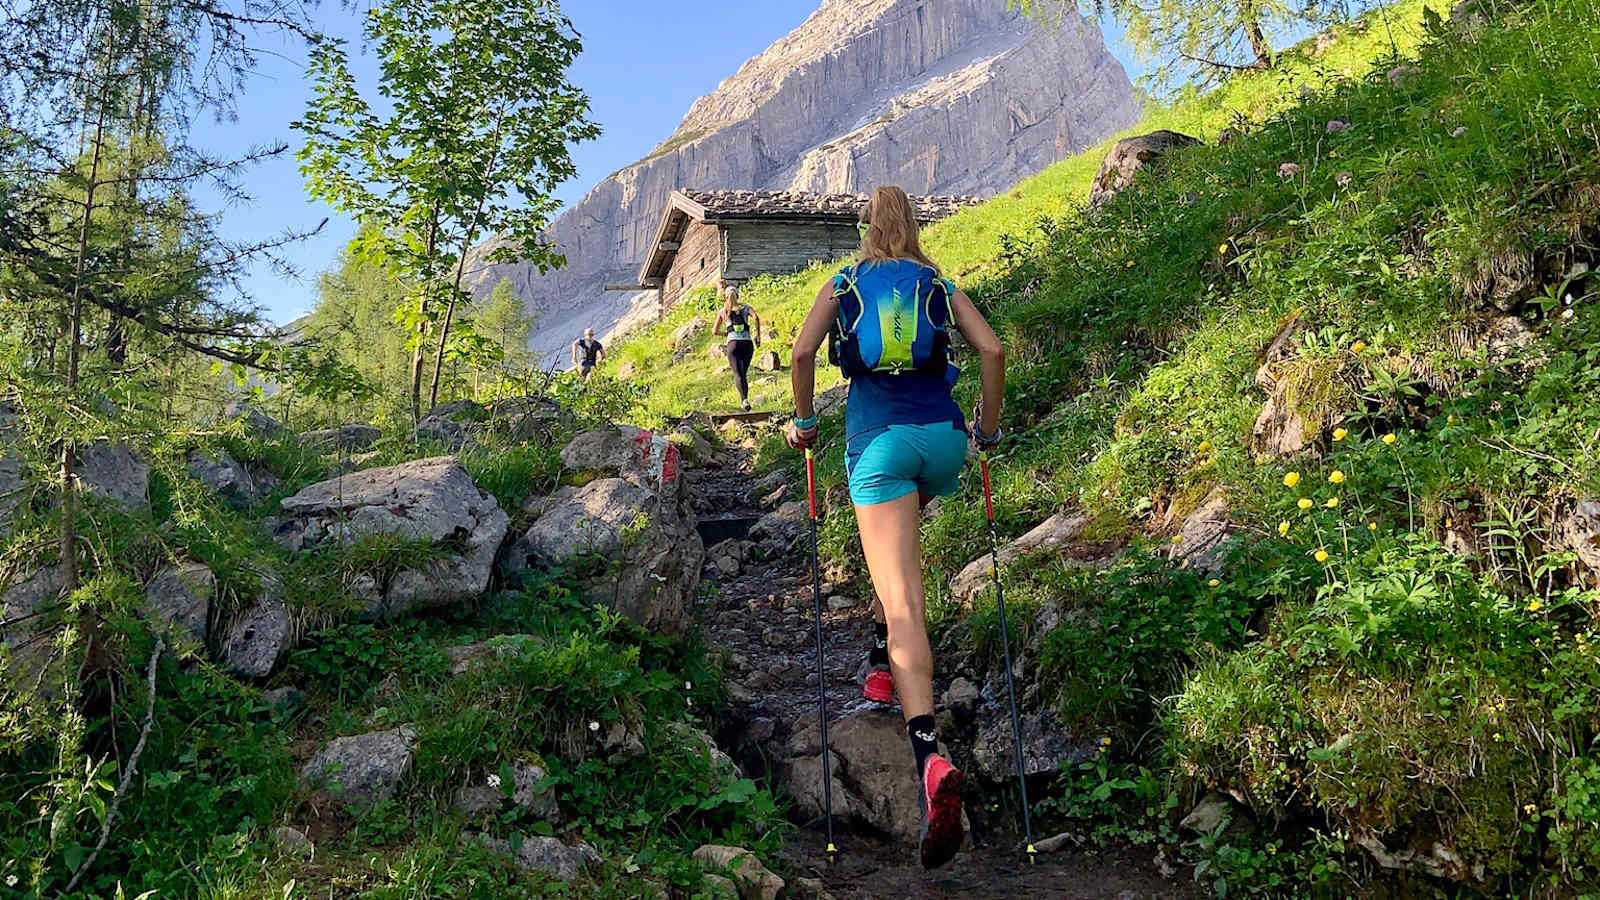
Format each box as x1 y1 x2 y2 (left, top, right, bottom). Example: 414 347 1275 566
195 1 1140 325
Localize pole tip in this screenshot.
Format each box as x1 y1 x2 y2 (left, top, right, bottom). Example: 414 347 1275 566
826 843 837 864
1026 844 1037 864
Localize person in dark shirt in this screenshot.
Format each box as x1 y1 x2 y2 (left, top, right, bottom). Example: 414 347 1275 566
571 328 604 378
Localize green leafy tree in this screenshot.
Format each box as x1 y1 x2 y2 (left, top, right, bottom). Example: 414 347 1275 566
295 0 599 420
475 277 536 378
1012 0 1345 85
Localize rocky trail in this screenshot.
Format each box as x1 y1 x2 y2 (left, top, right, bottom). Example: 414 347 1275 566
687 439 1190 899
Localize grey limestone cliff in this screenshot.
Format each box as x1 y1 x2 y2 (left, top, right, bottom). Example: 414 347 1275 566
469 0 1139 359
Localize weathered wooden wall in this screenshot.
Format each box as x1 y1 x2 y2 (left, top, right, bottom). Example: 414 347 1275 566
661 220 725 315
721 221 859 283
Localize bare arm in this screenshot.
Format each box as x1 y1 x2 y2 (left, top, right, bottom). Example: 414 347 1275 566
950 288 1005 436
597 344 606 362
712 308 727 334
571 340 580 368
790 282 837 420
752 308 763 345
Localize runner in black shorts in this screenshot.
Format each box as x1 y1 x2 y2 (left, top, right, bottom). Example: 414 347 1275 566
571 328 604 378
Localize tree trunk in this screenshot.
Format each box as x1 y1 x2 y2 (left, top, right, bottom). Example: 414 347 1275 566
409 211 440 423
428 120 505 411
1239 2 1272 67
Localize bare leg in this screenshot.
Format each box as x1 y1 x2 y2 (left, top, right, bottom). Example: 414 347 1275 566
856 492 934 721
871 493 934 627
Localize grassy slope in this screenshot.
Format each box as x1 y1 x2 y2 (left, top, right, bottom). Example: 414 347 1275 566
616 0 1600 890
610 0 1436 423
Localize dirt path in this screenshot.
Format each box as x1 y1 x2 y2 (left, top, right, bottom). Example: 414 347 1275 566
688 443 1192 899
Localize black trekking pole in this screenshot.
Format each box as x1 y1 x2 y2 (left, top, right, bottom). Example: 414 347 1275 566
979 450 1036 864
805 448 838 865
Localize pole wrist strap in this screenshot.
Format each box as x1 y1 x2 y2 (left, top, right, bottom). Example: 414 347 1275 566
794 413 818 430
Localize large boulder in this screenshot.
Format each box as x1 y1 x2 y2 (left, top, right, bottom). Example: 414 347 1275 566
786 709 927 841
1088 131 1202 208
1251 394 1311 458
755 350 784 372
499 477 701 634
300 424 382 453
144 561 214 645
274 457 509 618
1166 489 1236 573
77 443 148 509
301 727 417 812
950 512 1091 605
186 449 262 508
487 396 568 444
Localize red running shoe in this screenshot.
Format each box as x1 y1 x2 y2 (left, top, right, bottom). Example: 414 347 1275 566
918 753 967 869
863 666 894 703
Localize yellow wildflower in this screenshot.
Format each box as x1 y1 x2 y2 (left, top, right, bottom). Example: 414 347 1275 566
1219 242 1231 255
1197 440 1213 454
1279 520 1291 537
1298 498 1314 510
1325 497 1340 508
1528 599 1542 612
1315 549 1330 564
1329 470 1345 483
1351 340 1367 353
1171 535 1183 544
1369 522 1378 531
1382 433 1397 445
1524 804 1538 815
1283 471 1301 487
1332 428 1348 441
1208 579 1221 587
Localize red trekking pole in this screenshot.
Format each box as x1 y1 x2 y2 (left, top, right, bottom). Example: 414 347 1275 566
978 447 1036 864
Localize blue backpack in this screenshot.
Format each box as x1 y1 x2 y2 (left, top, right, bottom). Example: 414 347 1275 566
828 261 953 378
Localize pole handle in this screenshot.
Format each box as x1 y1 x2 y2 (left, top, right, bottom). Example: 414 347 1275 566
805 448 818 520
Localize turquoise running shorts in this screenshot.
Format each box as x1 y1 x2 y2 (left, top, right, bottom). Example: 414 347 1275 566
845 422 969 507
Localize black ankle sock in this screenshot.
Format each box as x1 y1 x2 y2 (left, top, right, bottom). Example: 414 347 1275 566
869 621 889 668
907 714 939 776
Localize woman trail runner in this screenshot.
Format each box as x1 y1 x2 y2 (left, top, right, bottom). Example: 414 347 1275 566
571 328 605 378
712 284 761 411
786 185 1006 870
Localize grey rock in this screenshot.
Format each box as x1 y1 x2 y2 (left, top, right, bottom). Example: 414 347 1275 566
186 449 260 507
301 727 417 812
950 512 1091 605
0 565 68 699
221 590 292 679
221 400 291 441
943 676 981 711
749 500 809 556
1088 130 1202 208
669 429 715 467
300 424 382 453
476 834 600 883
443 634 541 676
276 457 509 618
1555 498 1600 573
787 709 927 841
1251 393 1311 458
826 594 854 611
692 844 784 900
972 707 1092 782
77 443 149 509
415 415 479 452
1482 315 1538 365
1180 791 1237 834
263 686 304 715
487 396 568 444
144 561 214 645
755 350 783 372
1387 64 1423 87
701 874 742 900
1033 831 1081 854
813 384 849 420
454 760 559 821
746 470 789 506
1166 489 1236 573
559 425 656 477
271 825 314 860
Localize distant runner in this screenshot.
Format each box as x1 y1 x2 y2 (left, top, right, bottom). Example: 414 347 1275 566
786 185 1006 870
712 283 761 411
571 328 604 378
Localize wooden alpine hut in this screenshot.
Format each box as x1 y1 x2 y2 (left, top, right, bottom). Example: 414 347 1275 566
631 189 979 318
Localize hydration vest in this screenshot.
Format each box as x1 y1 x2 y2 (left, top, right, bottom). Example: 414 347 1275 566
828 261 952 378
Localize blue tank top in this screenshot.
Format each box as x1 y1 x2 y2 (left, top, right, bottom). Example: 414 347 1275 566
837 261 965 447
